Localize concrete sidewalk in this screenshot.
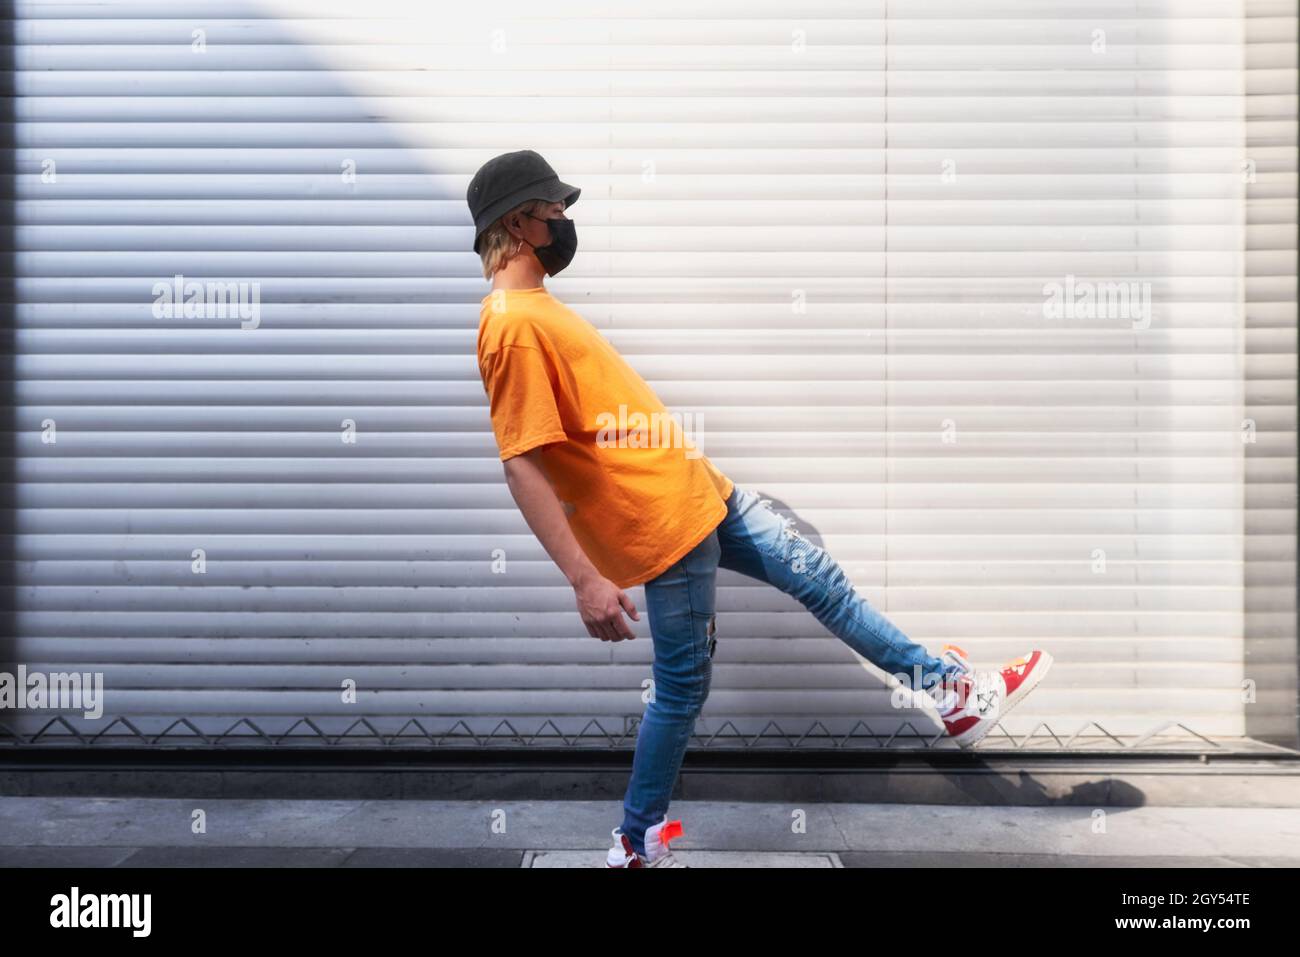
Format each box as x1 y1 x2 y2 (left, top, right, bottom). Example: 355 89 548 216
0 797 1297 867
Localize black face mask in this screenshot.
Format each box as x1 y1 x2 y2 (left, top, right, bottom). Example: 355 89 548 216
521 212 578 276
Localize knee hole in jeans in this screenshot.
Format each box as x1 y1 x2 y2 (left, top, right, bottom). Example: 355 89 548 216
685 612 715 707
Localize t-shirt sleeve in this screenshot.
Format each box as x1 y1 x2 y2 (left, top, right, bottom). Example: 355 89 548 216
481 344 568 460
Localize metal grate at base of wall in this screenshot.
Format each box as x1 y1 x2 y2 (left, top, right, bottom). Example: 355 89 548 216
3 715 1290 754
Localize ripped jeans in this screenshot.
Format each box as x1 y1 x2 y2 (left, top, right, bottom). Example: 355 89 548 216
619 483 964 856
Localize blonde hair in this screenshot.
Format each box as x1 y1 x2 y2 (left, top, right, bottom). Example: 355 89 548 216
478 198 549 280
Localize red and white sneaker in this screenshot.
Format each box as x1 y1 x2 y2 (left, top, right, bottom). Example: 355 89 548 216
930 644 1053 748
605 816 688 868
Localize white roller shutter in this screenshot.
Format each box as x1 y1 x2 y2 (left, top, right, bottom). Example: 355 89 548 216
5 0 1294 749
1244 0 1297 746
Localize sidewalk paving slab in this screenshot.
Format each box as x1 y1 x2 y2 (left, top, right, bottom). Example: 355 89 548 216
524 849 842 867
1 798 1297 868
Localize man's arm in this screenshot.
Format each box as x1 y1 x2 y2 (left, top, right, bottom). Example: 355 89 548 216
502 448 640 642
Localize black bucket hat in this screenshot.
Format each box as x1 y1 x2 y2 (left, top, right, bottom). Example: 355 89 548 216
466 149 581 254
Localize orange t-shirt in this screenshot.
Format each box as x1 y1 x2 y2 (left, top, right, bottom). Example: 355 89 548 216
476 286 734 588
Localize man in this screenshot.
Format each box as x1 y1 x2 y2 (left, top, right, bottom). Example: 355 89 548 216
466 150 1053 868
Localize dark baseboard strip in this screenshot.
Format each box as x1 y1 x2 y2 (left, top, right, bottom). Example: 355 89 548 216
1 748 1298 807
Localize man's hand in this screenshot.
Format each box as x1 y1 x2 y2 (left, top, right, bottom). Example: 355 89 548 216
501 449 640 642
573 571 640 642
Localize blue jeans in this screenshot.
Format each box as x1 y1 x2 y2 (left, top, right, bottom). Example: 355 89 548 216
619 483 963 856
